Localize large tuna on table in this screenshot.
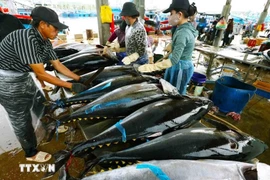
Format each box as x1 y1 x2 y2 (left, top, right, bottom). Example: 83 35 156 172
77 125 267 178
47 96 212 178
81 159 270 180
49 75 159 109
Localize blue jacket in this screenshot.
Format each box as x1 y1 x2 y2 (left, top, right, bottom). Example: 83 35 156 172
170 22 198 65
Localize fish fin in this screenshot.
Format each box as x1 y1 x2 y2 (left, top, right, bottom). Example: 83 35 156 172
40 116 57 142
202 117 244 134
82 119 119 138
51 86 60 95
43 101 58 115
43 150 71 179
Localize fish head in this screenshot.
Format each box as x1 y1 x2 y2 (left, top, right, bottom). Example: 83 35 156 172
224 130 268 161
241 137 268 162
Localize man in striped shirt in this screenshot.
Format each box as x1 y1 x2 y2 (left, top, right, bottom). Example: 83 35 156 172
0 6 87 162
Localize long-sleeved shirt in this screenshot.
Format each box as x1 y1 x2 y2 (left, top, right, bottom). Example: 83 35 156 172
108 28 125 48
170 22 198 65
125 19 147 57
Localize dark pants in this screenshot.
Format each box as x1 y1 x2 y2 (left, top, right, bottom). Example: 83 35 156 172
0 70 46 157
223 30 231 46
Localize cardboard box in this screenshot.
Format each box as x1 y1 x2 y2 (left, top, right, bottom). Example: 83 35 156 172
86 29 94 40
93 33 98 38
74 34 83 40
50 40 67 47
58 34 67 40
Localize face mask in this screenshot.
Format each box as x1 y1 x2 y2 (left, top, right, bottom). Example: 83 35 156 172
168 14 180 26
125 19 130 26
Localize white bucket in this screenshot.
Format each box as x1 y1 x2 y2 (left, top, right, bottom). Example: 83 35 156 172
194 86 204 96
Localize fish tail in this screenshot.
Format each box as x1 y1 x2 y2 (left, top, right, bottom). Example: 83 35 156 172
79 157 105 178
59 165 79 180
41 115 57 142
44 150 72 179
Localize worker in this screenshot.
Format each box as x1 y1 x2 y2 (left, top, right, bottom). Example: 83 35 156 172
138 0 198 95
0 7 25 42
0 6 88 162
120 2 148 65
105 20 127 63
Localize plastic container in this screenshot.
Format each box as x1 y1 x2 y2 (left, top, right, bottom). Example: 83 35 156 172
189 72 207 96
212 76 257 114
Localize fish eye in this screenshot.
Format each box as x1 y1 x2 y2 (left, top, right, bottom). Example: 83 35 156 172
229 140 239 149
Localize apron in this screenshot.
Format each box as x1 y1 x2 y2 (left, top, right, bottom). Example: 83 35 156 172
164 60 194 95
0 69 46 157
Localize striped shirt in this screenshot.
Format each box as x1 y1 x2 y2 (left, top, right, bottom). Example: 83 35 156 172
0 28 58 72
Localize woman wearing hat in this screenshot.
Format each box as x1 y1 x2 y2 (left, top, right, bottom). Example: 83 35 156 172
0 6 88 162
138 0 198 95
119 2 148 65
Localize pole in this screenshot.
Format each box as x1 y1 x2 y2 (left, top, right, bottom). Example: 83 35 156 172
134 0 145 20
213 0 232 47
252 0 270 38
96 0 111 45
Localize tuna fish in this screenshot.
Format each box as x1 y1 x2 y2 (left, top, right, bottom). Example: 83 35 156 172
71 65 139 86
49 75 160 109
54 48 79 58
56 97 210 172
45 96 212 178
81 159 267 180
55 83 165 123
60 53 117 71
77 126 267 178
42 83 168 142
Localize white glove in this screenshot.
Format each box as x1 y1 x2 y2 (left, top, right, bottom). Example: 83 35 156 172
108 42 120 50
104 42 120 52
163 42 172 52
122 53 139 65
138 59 172 73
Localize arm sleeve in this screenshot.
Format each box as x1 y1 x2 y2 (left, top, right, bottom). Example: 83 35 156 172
170 29 189 65
134 29 147 57
108 31 117 42
46 40 59 61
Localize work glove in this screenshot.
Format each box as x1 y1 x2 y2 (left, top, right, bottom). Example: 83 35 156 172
163 42 172 52
138 59 172 73
78 76 89 84
108 42 120 50
122 52 139 65
71 83 88 93
104 42 121 52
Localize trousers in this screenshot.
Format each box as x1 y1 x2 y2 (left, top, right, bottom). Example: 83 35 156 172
0 69 46 157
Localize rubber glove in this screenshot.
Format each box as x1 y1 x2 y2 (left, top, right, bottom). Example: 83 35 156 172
138 59 172 73
122 53 139 65
78 76 89 84
71 83 88 93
